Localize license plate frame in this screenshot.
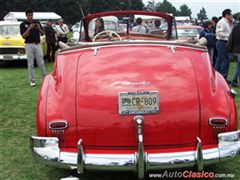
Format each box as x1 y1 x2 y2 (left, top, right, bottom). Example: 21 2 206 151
118 91 159 115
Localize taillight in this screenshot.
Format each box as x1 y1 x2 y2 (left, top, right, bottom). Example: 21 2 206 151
49 120 68 147
209 117 228 143
209 118 228 127
49 120 68 130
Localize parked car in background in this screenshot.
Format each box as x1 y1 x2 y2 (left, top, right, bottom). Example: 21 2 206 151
30 11 239 179
177 25 203 41
0 21 27 61
0 21 47 61
71 22 80 32
70 24 85 43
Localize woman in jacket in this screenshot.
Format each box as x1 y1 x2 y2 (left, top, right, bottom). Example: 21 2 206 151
199 21 216 64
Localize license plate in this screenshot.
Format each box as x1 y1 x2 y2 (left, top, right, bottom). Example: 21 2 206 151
3 55 13 60
118 91 159 115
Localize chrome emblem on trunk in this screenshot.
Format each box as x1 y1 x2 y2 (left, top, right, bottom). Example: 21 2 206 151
122 81 150 86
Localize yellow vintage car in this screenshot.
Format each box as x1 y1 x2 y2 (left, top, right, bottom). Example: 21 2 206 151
0 21 27 60
0 21 46 61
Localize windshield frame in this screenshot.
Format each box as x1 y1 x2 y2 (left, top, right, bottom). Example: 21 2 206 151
83 11 175 41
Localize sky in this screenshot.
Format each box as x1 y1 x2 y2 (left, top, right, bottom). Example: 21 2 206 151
143 0 240 18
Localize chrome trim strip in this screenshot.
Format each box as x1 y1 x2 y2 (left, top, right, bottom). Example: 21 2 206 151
59 42 207 55
30 130 240 176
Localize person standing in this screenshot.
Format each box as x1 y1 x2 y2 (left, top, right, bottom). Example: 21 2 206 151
45 19 56 62
211 16 219 67
199 21 216 64
20 8 46 87
227 15 240 87
55 19 69 43
211 16 218 33
214 9 233 82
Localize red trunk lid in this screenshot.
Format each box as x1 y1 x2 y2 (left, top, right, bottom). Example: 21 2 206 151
76 45 200 147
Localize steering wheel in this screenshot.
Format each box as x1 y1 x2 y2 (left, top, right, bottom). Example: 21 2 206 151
92 30 122 42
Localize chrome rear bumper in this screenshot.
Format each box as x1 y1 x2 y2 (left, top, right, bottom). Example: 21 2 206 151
30 130 240 178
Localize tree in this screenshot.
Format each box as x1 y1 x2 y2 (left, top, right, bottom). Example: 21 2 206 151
129 0 144 10
144 0 156 12
0 0 144 23
119 0 131 10
197 7 208 20
155 0 177 15
178 4 192 17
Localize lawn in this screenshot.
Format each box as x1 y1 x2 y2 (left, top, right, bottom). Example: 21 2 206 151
0 61 239 180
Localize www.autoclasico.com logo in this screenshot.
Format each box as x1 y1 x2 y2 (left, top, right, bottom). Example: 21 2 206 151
149 170 235 179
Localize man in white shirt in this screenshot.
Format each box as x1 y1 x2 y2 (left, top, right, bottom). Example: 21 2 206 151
132 18 147 34
215 9 233 81
55 19 69 43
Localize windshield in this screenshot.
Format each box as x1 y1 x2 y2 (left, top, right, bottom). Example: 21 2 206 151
0 25 20 35
87 14 173 41
177 28 201 37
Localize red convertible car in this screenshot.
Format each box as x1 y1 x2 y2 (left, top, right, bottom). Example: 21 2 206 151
30 11 239 179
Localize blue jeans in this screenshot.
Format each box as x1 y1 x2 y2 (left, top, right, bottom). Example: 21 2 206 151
215 40 230 79
232 54 240 85
207 47 214 64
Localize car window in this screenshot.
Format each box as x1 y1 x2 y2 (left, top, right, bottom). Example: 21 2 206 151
88 14 169 40
177 28 199 37
1 25 20 35
88 16 119 37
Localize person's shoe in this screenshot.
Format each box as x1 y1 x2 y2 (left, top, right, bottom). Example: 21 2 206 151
30 81 36 87
231 81 238 87
225 79 231 85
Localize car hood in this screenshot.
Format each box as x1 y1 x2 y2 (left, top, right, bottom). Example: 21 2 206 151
0 34 25 46
74 44 200 147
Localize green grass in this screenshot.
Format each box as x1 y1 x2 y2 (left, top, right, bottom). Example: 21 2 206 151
0 61 239 180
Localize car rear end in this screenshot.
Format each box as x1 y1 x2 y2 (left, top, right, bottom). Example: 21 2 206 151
30 42 240 179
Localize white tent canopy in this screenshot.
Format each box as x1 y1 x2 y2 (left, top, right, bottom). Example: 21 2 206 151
175 16 191 21
4 12 62 21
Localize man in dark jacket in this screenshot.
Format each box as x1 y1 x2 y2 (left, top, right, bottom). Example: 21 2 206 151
227 15 240 87
45 19 56 62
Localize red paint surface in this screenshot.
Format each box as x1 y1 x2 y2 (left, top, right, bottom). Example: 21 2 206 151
37 43 237 150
